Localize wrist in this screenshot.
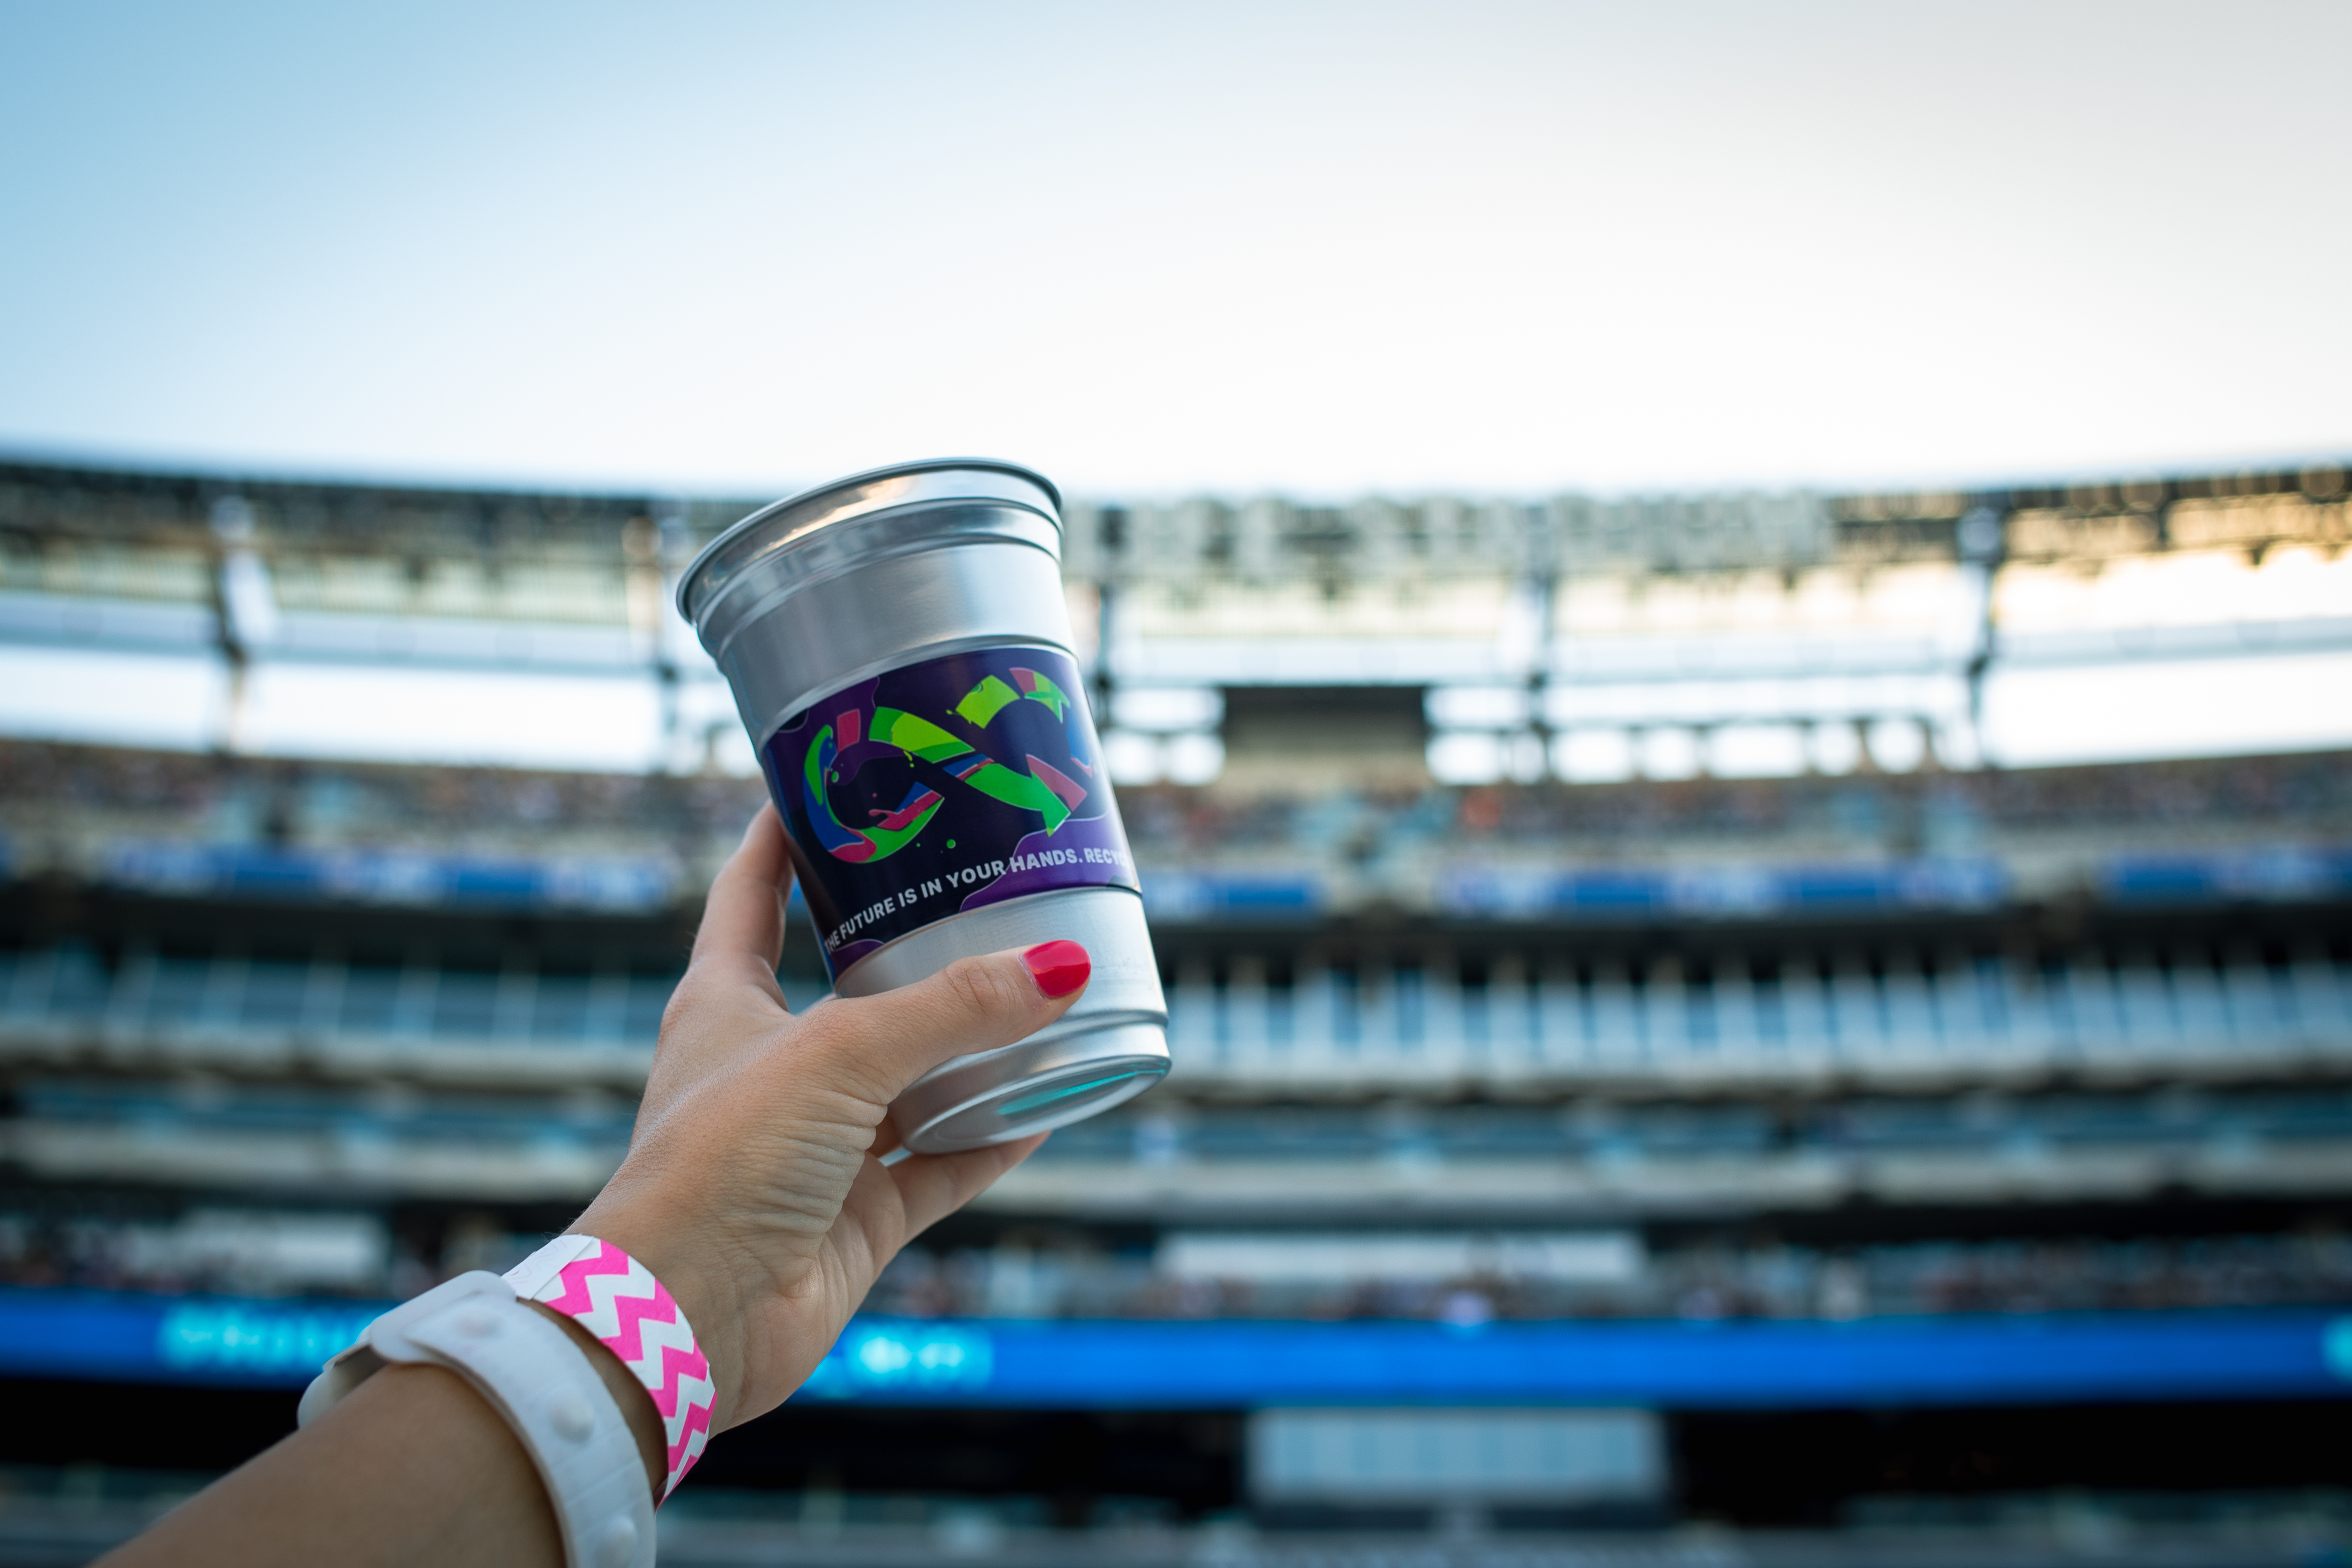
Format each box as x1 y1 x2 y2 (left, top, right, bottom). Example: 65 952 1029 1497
563 1198 751 1432
523 1301 668 1500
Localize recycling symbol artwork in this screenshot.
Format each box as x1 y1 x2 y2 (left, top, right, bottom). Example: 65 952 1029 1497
802 665 1088 863
762 646 1141 976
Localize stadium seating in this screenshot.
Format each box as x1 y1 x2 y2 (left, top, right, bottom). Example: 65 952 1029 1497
2 455 2350 1546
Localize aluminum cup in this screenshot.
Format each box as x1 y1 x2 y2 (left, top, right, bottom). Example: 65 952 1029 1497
676 459 1169 1153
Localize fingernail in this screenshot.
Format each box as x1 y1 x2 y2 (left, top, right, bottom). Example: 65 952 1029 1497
1021 940 1091 999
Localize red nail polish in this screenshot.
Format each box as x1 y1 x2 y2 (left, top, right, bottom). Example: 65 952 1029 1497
1021 940 1090 998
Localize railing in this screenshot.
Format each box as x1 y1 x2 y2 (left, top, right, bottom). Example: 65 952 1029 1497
5 945 2349 1090
0 947 671 1083
1163 953 2352 1088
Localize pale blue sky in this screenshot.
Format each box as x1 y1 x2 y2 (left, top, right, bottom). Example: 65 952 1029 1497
3 1 2347 498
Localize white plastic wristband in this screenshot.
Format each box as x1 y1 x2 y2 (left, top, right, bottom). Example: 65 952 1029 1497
299 1271 656 1568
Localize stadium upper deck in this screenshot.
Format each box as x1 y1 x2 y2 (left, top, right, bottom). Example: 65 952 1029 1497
5 456 2348 777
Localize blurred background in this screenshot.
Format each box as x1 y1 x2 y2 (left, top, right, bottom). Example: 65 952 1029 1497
3 3 2351 1565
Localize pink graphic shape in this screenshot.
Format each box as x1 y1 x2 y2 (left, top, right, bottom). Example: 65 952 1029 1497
1026 754 1087 812
868 788 945 831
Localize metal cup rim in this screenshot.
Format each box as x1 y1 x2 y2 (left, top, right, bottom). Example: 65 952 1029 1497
674 457 1061 631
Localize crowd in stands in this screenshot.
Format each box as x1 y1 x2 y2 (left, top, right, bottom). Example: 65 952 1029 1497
1123 751 2352 858
0 739 765 846
9 1198 2340 1323
2 741 2345 881
859 1230 2352 1324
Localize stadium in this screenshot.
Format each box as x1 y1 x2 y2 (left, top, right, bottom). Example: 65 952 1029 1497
1 453 2347 1563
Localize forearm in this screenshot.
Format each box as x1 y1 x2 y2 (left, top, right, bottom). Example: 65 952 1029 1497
97 1303 666 1568
98 1364 562 1568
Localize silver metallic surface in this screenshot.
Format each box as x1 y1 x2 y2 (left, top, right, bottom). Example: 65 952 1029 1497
679 462 1073 745
837 887 1169 1152
676 461 1168 1153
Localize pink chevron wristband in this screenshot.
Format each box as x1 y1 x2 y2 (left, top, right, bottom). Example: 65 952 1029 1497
505 1235 715 1499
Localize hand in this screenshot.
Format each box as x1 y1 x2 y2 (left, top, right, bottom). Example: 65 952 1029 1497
570 805 1086 1433
97 807 1089 1568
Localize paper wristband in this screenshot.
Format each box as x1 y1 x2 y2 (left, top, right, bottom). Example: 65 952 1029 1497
507 1235 716 1498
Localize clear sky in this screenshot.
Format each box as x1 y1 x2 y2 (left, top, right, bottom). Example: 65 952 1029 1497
3 1 2348 500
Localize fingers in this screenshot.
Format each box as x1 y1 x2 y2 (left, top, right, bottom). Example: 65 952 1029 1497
886 1134 1047 1241
690 806 794 986
816 942 1091 1101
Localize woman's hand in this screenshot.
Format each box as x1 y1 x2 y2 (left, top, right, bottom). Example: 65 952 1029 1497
571 804 1084 1433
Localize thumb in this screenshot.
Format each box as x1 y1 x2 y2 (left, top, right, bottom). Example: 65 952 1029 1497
809 940 1092 1104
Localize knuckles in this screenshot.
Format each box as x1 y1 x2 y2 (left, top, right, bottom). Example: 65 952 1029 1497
658 961 791 1049
658 984 705 1040
935 954 1034 1028
655 953 1046 1115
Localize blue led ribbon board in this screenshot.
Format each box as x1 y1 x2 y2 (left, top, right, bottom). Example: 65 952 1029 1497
1 1289 2348 1408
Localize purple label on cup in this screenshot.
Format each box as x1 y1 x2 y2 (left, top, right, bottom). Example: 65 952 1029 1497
760 646 1140 978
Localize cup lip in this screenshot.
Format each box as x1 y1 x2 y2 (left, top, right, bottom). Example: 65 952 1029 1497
674 457 1061 629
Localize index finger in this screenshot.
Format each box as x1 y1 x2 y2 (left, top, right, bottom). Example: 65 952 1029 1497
690 804 796 983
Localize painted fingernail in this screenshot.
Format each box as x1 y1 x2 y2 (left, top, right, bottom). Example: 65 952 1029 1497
1021 940 1091 999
